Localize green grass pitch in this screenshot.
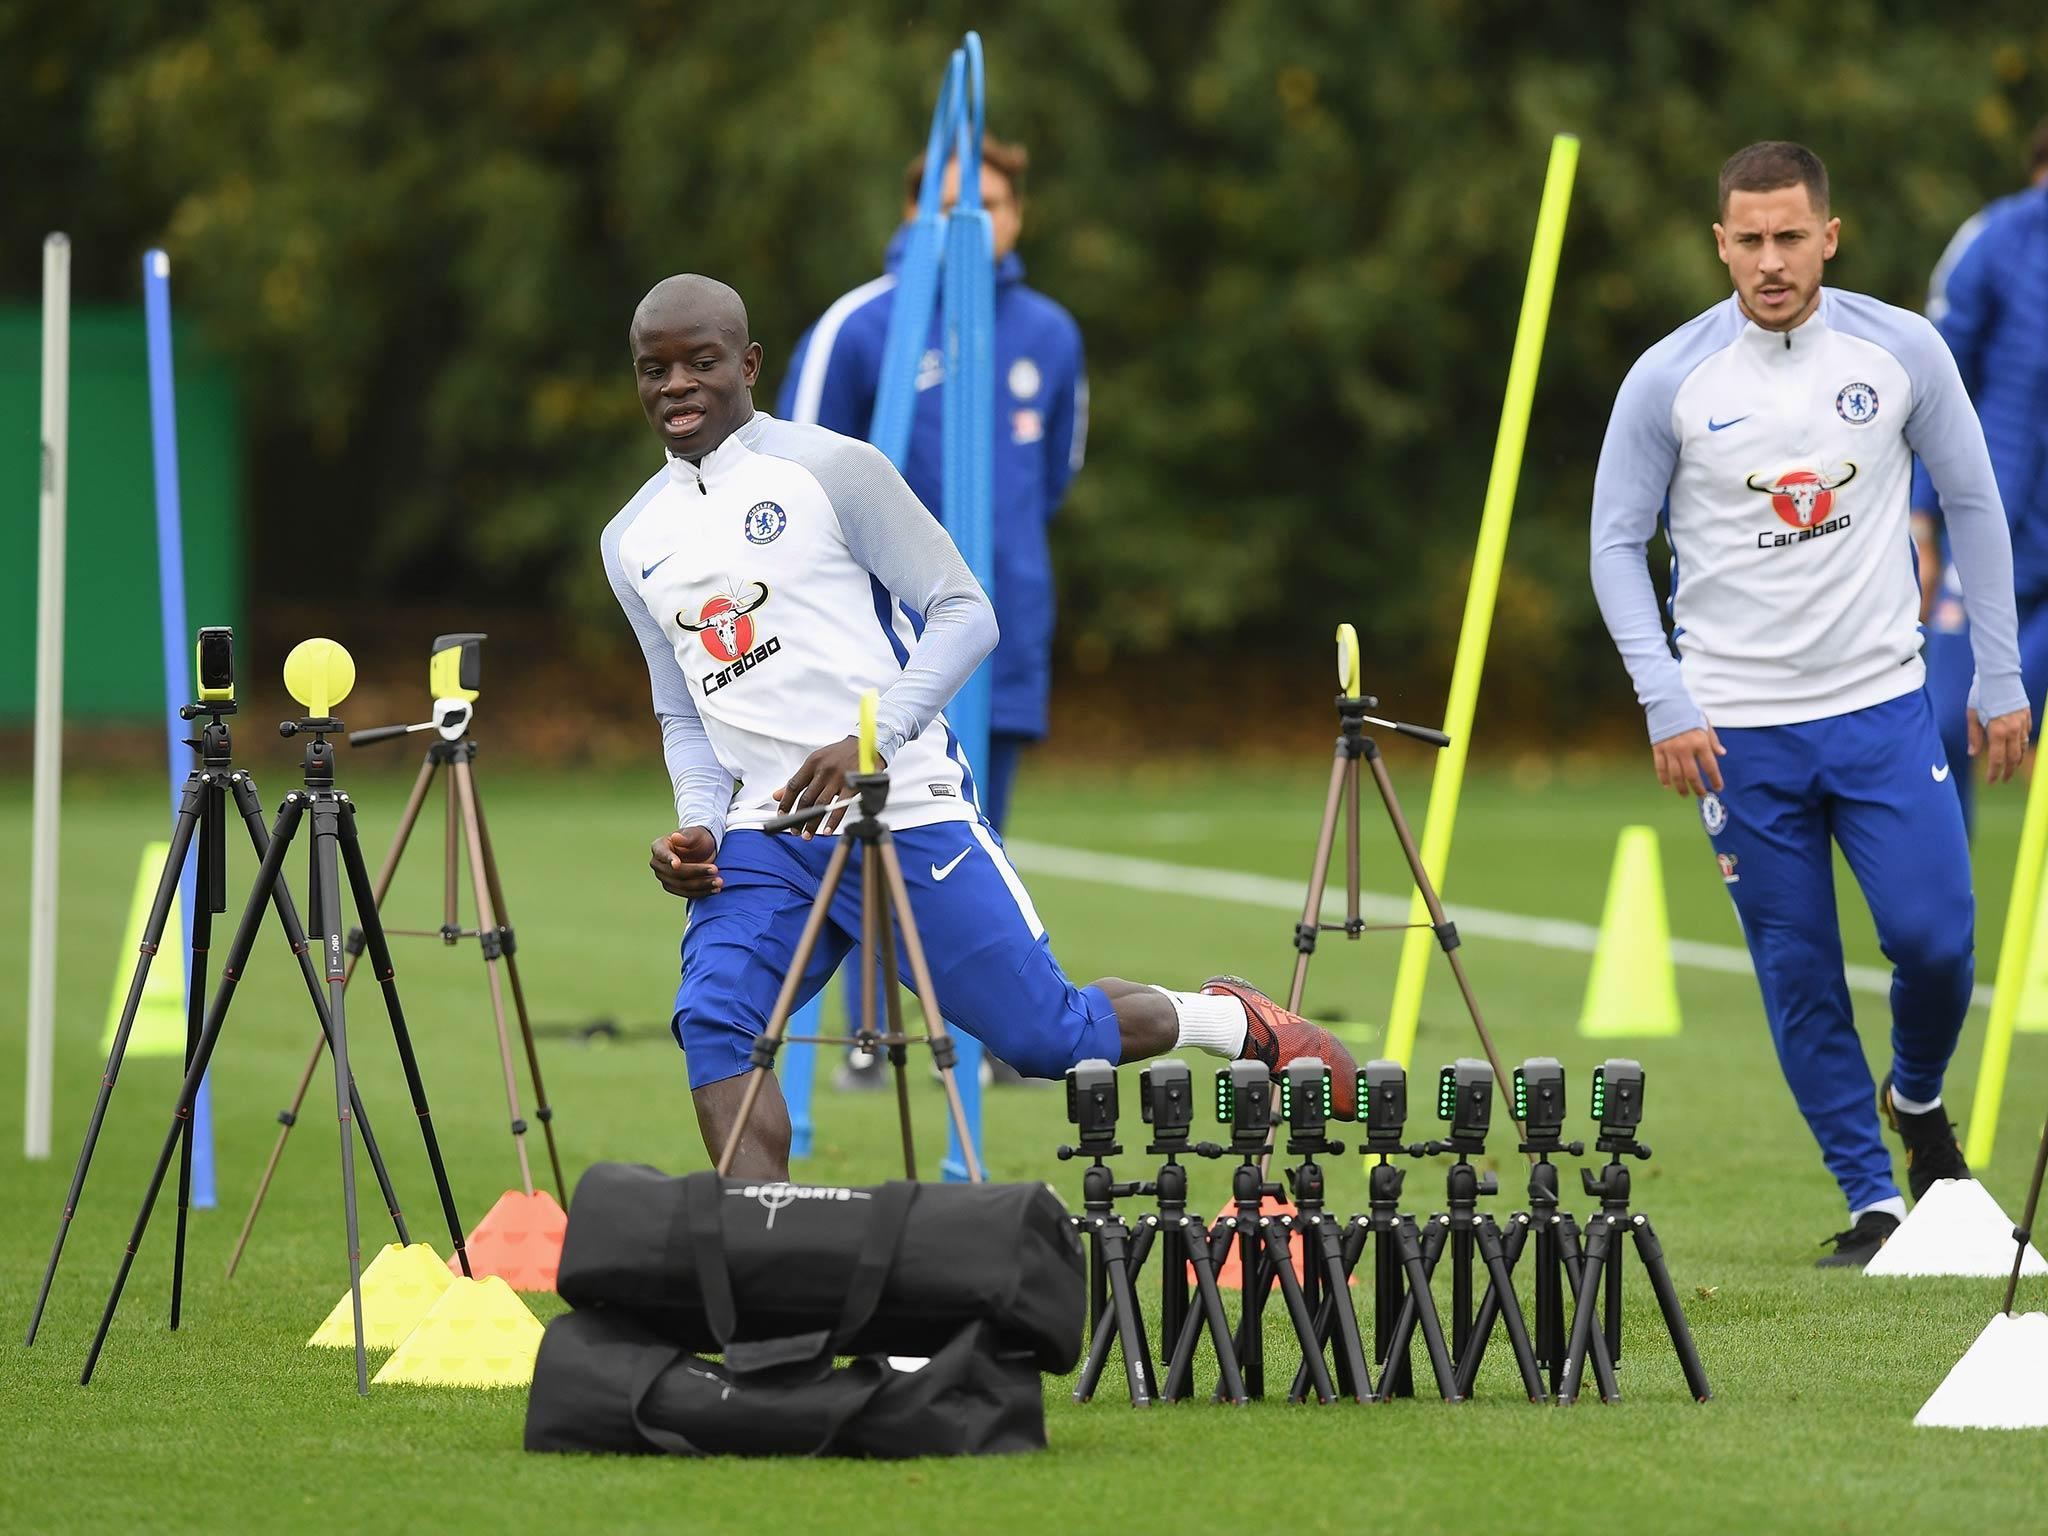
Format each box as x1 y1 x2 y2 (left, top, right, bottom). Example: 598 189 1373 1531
2 756 2043 1532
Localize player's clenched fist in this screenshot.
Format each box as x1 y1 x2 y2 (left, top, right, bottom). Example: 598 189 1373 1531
649 826 721 899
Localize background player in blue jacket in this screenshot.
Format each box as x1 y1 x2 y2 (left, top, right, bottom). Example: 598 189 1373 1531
1912 119 2048 830
779 135 1087 832
778 136 1086 1087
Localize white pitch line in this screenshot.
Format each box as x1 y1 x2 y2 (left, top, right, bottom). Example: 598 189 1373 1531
1004 838 1990 1011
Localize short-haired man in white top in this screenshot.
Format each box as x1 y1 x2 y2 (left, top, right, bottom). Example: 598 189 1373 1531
1589 143 2031 1266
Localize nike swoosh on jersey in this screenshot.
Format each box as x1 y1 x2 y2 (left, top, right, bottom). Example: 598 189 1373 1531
640 551 676 579
930 849 971 881
1706 415 1750 432
1933 763 1951 782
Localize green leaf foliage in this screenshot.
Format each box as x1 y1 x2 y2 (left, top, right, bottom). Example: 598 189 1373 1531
5 2 2045 720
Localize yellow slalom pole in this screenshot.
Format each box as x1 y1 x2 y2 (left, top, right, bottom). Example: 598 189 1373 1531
1966 753 2048 1166
1382 132 1579 1068
857 687 878 772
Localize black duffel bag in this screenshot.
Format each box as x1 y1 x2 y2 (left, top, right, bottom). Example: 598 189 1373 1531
524 1311 1045 1459
527 1178 1046 1458
555 1164 1083 1370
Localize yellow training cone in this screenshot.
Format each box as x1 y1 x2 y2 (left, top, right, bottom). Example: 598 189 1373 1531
308 1243 453 1350
100 843 188 1057
372 1276 543 1387
1578 825 1682 1038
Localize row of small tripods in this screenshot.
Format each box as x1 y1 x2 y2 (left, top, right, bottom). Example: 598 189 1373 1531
1067 1137 1714 1407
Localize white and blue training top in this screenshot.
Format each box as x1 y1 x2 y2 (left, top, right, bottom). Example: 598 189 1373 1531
1589 288 2026 742
602 412 998 847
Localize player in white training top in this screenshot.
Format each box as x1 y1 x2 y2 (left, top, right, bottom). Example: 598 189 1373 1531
604 275 1357 1177
1589 143 2031 1267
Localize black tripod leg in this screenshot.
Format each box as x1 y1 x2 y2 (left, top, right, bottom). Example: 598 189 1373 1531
1473 1217 1546 1402
1187 1221 1245 1404
1165 1223 1235 1401
1265 1220 1336 1403
1453 1215 1530 1398
338 799 471 1276
230 771 407 1262
1376 1218 1461 1403
1557 1217 1619 1402
82 795 302 1385
311 800 371 1396
1079 1223 1152 1407
1313 1218 1371 1402
467 774 568 1201
1559 1214 1616 1405
26 783 203 1348
172 787 221 1331
1628 1216 1712 1401
1232 1219 1266 1399
1076 1220 1155 1403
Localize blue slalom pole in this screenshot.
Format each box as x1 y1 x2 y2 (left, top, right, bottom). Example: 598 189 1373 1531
781 1009 817 1160
937 33 995 1182
144 250 213 1209
869 52 965 467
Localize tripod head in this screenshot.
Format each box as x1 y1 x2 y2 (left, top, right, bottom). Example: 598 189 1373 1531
175 626 240 767
1328 622 1452 754
1585 1057 1653 1163
277 638 357 790
1513 1056 1586 1162
1056 1059 1123 1164
348 632 484 748
1278 1056 1344 1160
1427 1059 1499 1203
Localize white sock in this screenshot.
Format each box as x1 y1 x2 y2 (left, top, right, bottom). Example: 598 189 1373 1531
1852 1196 1907 1225
1156 987 1249 1058
1890 1089 1942 1115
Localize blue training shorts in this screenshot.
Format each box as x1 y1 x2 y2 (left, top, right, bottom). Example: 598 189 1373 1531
670 821 1123 1090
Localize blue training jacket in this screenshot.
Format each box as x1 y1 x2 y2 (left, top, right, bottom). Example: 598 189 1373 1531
1911 184 2048 601
777 226 1087 740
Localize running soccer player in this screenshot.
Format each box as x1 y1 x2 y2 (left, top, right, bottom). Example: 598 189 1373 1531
1589 143 2032 1268
604 274 1354 1177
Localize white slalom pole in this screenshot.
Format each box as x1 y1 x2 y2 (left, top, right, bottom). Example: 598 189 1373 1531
26 233 71 1161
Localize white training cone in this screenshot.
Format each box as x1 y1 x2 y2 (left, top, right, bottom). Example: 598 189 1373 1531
1864 1179 2048 1278
1915 1312 2048 1429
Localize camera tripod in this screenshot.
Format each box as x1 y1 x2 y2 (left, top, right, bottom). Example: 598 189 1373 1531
1071 1128 1245 1405
1558 1136 1712 1404
1278 1121 1371 1402
24 696 421 1350
1169 1142 1335 1402
715 707 982 1181
229 648 563 1276
1287 1136 1461 1402
1061 1137 1156 1407
78 644 472 1395
1372 1139 1545 1402
1285 630 1518 1127
1455 1133 1616 1400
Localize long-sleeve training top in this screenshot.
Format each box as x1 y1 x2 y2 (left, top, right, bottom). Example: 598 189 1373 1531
1590 288 2026 743
602 412 999 847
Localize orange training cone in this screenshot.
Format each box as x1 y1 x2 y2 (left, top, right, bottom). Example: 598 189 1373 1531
449 1189 567 1292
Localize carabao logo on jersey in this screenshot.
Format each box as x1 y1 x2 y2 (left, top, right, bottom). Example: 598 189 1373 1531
1744 463 1858 549
679 581 785 696
679 582 770 663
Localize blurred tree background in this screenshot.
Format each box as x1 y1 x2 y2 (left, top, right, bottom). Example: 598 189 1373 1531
4 0 2046 740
